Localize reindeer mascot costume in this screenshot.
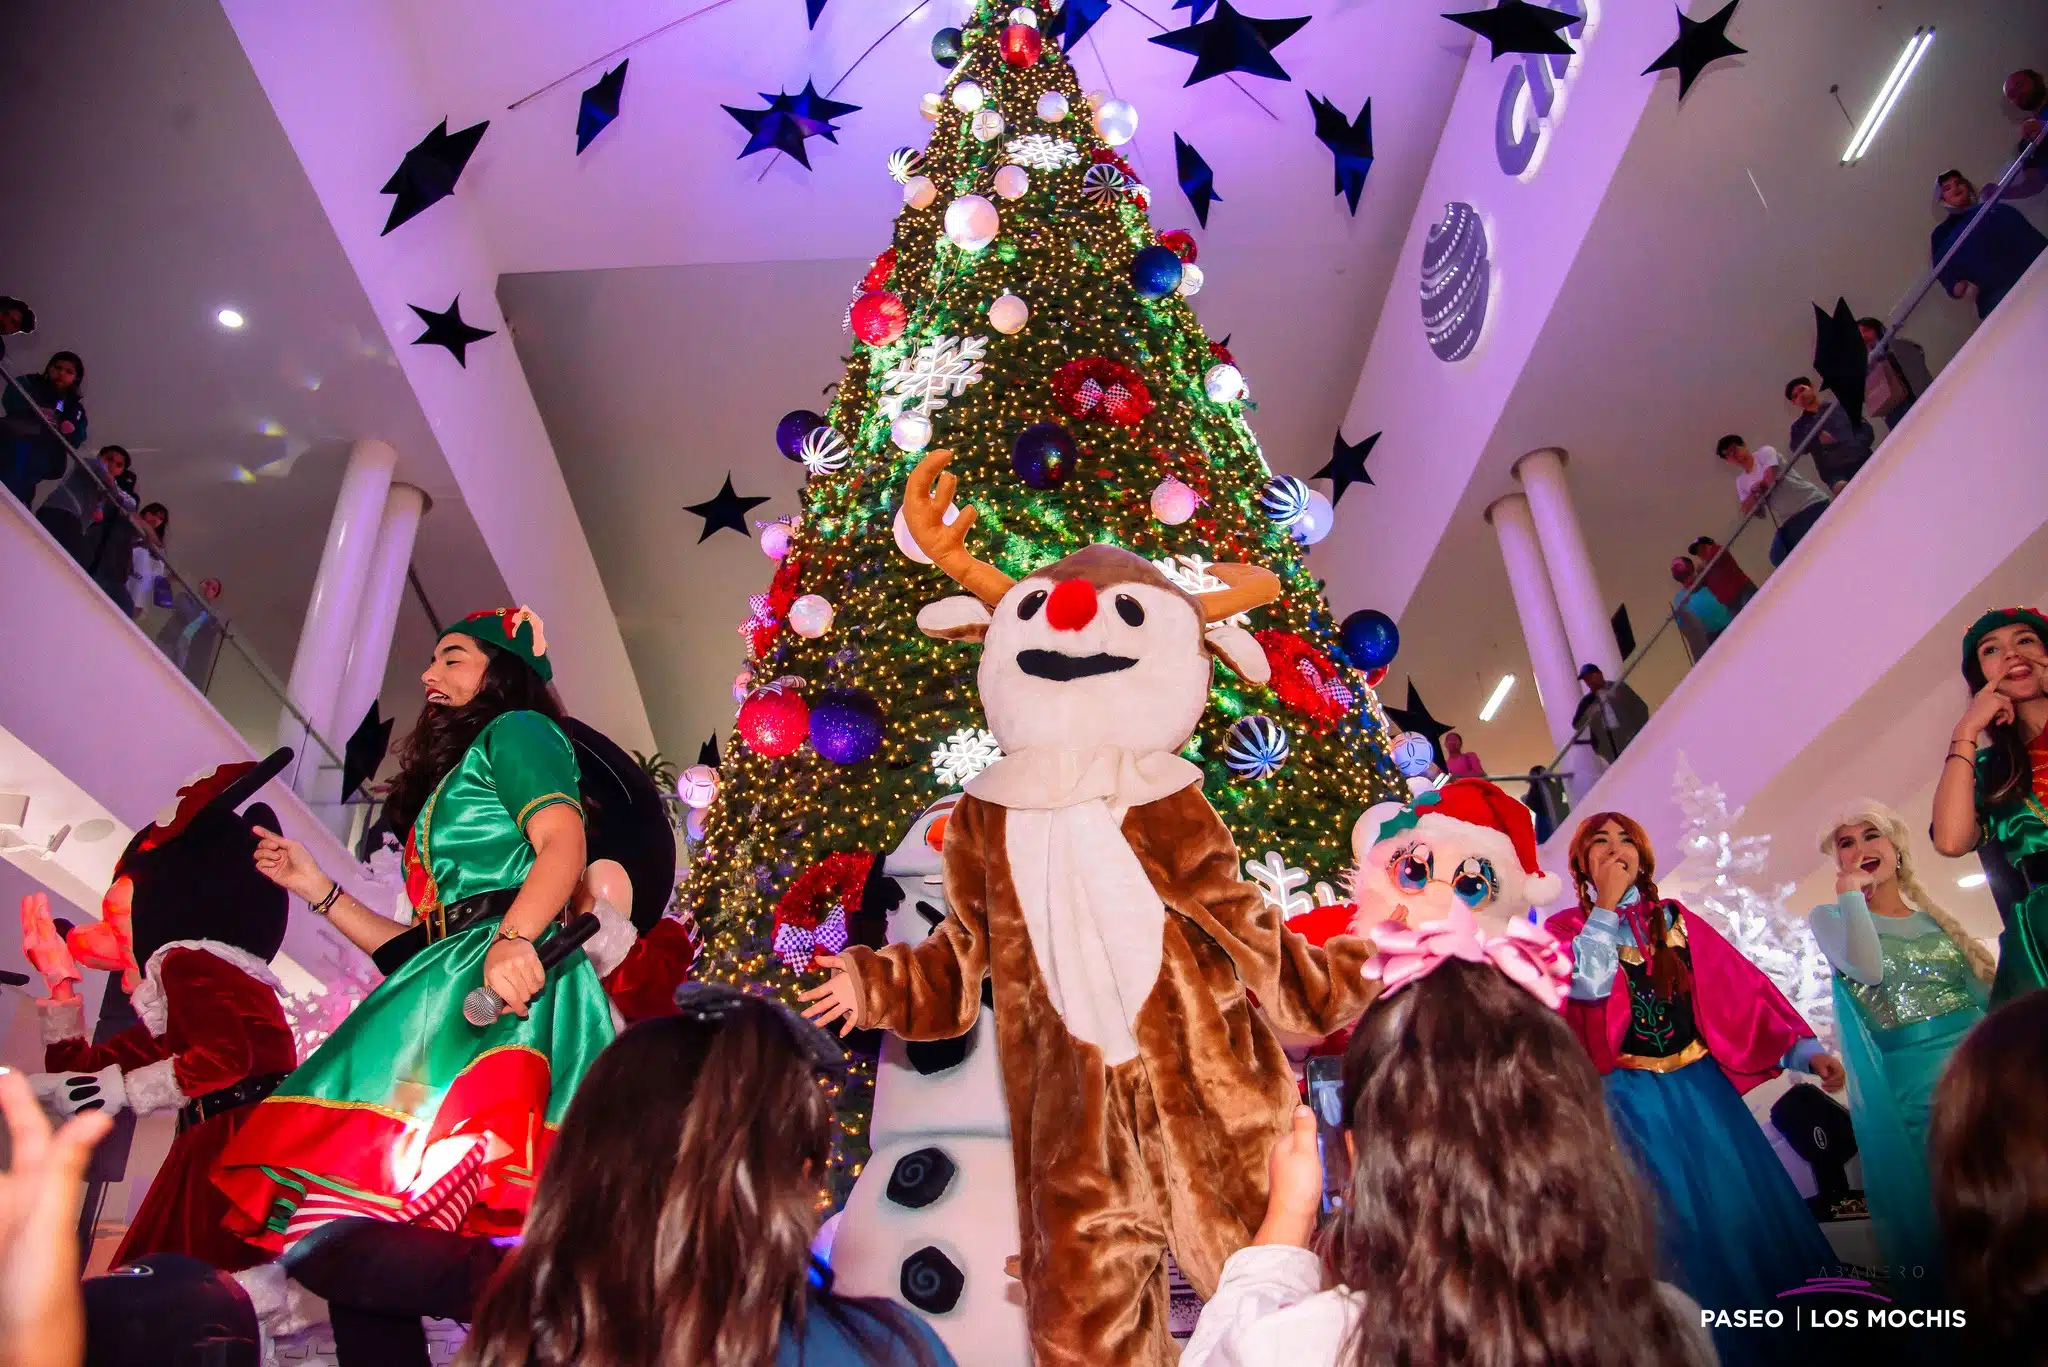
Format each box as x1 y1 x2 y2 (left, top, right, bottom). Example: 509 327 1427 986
805 451 1378 1367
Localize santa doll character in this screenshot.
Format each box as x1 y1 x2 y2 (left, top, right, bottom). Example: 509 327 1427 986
26 749 300 1272
1348 779 1564 936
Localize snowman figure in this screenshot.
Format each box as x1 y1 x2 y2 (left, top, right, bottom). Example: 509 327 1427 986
1349 778 1563 937
828 795 1029 1367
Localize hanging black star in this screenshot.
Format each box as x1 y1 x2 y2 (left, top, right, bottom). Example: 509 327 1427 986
1313 429 1379 506
1148 0 1310 85
1811 296 1868 431
805 0 828 27
685 475 770 543
1642 0 1745 100
1059 0 1112 50
1173 135 1221 227
1442 1 1576 60
697 735 722 769
1307 91 1375 214
722 81 860 168
380 119 489 235
1172 0 1218 20
576 60 628 153
409 296 496 367
342 703 394 802
1384 683 1454 766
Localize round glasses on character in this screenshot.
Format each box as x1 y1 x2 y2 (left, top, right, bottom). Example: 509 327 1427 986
1389 842 1502 908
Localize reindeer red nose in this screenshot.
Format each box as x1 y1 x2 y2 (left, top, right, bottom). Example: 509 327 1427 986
1045 579 1097 631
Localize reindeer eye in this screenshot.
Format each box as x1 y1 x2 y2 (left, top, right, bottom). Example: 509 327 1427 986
1017 590 1047 621
1115 594 1145 627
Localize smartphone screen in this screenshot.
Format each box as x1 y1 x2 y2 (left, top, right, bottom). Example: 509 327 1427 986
1304 1055 1350 1221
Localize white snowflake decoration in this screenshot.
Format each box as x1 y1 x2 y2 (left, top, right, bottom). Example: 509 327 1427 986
931 727 1004 787
1081 162 1127 203
1152 553 1252 626
880 334 988 418
800 425 850 475
1244 851 1313 919
1005 134 1081 171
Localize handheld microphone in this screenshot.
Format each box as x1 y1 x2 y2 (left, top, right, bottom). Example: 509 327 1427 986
462 912 601 1027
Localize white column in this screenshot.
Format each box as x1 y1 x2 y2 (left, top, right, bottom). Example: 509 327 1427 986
331 482 429 749
1514 448 1621 681
1485 494 1582 754
280 440 397 779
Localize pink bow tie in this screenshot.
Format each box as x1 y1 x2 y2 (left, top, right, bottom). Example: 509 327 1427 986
1361 906 1571 1011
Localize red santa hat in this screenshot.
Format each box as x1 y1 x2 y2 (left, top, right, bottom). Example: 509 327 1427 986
1359 778 1562 907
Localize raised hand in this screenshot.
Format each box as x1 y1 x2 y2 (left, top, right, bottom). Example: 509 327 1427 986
798 954 862 1036
1253 1104 1324 1248
18 894 79 1005
1955 678 2016 745
251 826 330 904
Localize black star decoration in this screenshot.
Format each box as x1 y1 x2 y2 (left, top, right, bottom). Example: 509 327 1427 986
576 60 628 153
1308 92 1374 215
1172 0 1217 20
723 81 860 168
342 702 394 802
1642 0 1745 100
1442 1 1576 60
1173 135 1221 227
380 118 489 235
1149 0 1310 85
805 0 828 27
409 296 496 367
1313 429 1379 506
685 476 770 543
697 735 722 769
1812 296 1868 431
1385 683 1454 766
1059 0 1112 50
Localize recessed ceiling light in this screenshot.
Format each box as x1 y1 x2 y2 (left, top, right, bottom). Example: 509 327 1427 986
216 308 246 329
1842 27 1935 165
1956 872 1987 889
1478 674 1516 722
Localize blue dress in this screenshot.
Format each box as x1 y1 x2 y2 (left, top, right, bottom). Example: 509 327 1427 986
778 1298 957 1366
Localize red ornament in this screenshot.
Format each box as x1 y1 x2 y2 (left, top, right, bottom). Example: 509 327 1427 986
1207 338 1235 365
861 246 897 291
999 23 1043 67
1159 229 1199 264
850 290 908 345
1091 148 1139 182
1049 356 1154 427
772 852 874 972
1365 665 1389 688
1255 629 1354 732
738 679 810 757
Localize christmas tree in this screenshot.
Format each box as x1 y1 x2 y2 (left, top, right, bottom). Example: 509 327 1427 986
685 0 1407 1182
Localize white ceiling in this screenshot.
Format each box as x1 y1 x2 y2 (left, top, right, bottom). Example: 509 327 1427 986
1385 0 2048 779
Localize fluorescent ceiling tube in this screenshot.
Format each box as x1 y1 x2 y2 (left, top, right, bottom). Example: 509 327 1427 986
1478 674 1516 722
1842 27 1934 164
1956 872 1988 888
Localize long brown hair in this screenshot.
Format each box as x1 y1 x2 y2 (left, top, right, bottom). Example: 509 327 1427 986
1568 812 1691 1001
459 1009 935 1367
1327 959 1693 1367
1963 626 2039 809
1929 991 2048 1360
383 641 563 838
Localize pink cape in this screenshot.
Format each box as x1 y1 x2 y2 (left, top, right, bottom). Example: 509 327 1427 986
1544 899 1813 1095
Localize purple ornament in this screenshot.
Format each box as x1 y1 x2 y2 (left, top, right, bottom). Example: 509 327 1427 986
776 410 826 461
809 688 884 765
1011 422 1078 490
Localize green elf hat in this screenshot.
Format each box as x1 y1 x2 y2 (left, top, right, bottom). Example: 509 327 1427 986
1962 606 2048 674
443 606 553 682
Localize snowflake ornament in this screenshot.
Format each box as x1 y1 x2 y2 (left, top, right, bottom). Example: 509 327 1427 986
800 425 850 475
1152 553 1252 626
931 727 1004 787
880 334 988 418
1005 134 1081 171
1244 851 1314 919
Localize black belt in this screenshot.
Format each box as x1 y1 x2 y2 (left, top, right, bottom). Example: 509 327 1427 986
371 887 523 976
2019 852 2048 894
179 1071 287 1131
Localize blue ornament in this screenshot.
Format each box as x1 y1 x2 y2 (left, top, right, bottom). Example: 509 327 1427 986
1258 474 1311 525
1223 715 1289 780
809 688 883 765
776 410 825 460
1130 245 1185 300
1338 609 1399 671
1011 422 1078 489
932 27 964 66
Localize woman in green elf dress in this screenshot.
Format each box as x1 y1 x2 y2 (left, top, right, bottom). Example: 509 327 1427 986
216 607 616 1249
1933 606 2048 1003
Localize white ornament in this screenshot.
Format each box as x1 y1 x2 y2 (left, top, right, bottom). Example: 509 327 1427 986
920 92 944 121
1036 90 1070 122
894 500 961 562
987 293 1030 334
1093 97 1138 146
1008 6 1039 27
1243 851 1314 919
943 194 1000 251
789 594 836 638
887 147 924 185
677 764 720 809
1203 362 1246 403
904 175 938 210
951 81 985 113
1081 163 1127 203
880 334 989 417
799 426 850 476
1085 89 1106 111
891 410 933 451
1004 134 1081 170
931 728 1004 787
1150 477 1198 525
758 519 794 559
1291 489 1334 545
1390 732 1436 777
1151 553 1251 626
993 164 1030 199
971 108 1006 143
685 806 709 843
1176 262 1205 297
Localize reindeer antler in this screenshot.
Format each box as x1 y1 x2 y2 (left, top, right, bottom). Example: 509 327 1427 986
904 451 1016 607
1198 563 1282 623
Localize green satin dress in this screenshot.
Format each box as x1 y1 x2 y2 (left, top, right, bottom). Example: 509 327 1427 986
215 710 616 1248
1977 737 2048 1003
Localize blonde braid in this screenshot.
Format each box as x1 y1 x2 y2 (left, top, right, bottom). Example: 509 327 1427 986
1818 800 1999 987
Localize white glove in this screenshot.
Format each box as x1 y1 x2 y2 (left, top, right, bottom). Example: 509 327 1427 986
29 1063 129 1117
